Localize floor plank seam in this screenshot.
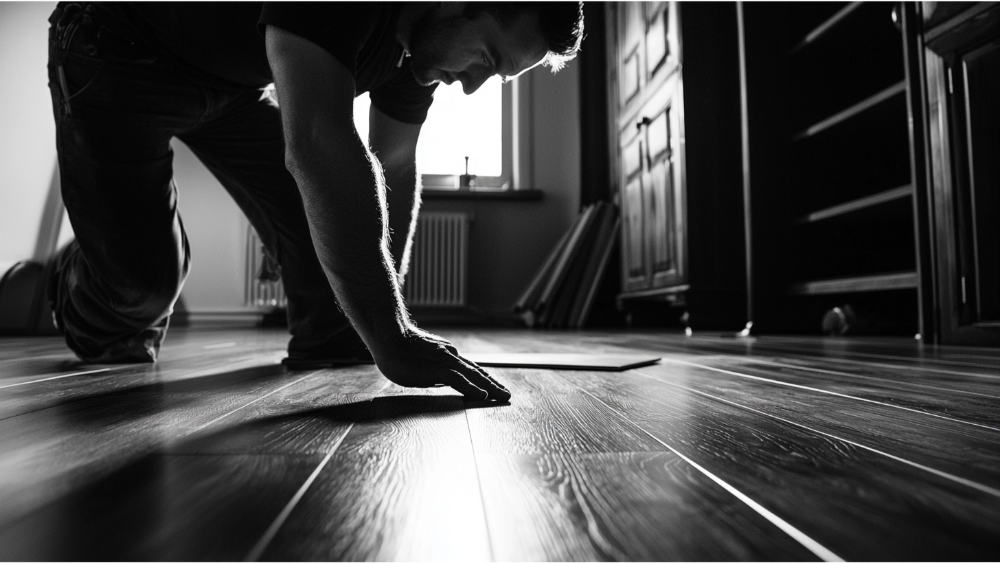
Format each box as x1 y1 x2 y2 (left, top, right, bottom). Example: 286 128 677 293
0 367 115 389
737 357 1000 400
632 369 1000 499
243 379 392 562
623 336 1000 373
557 373 844 562
187 371 322 435
243 420 358 562
658 358 1000 433
464 409 496 562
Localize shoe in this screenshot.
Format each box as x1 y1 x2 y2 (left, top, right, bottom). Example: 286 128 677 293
281 349 375 369
46 240 80 335
282 328 375 369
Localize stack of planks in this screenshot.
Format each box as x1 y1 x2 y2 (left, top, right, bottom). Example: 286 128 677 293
514 201 620 328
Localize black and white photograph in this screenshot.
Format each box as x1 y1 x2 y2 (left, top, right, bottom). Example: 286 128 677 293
0 1 998 560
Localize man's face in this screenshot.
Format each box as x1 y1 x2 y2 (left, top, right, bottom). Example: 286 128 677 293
408 7 549 94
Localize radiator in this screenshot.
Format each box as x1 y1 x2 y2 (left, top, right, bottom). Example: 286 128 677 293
244 212 470 309
403 212 469 308
244 225 287 308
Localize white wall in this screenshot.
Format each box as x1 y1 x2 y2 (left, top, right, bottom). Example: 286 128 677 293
0 2 58 265
171 140 250 313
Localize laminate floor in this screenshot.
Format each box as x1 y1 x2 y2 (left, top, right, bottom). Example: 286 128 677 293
0 326 998 561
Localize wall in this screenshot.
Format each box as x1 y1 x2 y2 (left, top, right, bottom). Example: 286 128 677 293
0 2 58 267
171 141 250 314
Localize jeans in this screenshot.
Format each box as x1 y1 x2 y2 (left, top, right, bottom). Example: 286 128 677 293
47 3 359 362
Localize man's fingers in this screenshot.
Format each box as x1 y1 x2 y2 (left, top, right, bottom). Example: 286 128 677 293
453 359 510 402
444 370 489 400
457 355 509 393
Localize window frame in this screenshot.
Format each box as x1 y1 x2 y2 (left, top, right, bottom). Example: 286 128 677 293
417 81 514 190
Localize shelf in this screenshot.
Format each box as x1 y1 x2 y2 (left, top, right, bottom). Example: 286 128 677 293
795 184 912 224
790 271 917 295
790 2 863 55
793 81 907 141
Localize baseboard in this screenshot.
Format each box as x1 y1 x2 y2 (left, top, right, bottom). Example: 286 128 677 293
171 308 266 329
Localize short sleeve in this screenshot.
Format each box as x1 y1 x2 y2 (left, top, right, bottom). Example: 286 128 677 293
369 68 439 125
258 2 378 78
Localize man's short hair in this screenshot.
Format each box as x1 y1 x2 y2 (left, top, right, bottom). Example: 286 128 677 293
465 2 585 73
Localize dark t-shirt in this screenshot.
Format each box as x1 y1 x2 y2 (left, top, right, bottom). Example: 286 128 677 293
96 2 436 124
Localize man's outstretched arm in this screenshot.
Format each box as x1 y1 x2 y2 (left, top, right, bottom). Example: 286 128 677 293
265 25 509 401
368 106 421 284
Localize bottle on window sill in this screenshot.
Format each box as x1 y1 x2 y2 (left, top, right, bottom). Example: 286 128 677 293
458 155 477 190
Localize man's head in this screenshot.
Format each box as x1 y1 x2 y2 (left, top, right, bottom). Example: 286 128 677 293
406 2 584 94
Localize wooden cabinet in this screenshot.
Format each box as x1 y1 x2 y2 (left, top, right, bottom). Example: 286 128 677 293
923 2 1000 344
605 1 997 342
608 2 748 331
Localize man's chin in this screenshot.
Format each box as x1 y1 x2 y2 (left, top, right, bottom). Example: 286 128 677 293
411 67 441 87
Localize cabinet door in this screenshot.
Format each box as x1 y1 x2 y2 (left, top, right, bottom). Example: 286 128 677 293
634 73 686 290
620 131 648 292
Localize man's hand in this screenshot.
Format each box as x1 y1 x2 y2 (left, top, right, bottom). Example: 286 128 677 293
377 327 511 401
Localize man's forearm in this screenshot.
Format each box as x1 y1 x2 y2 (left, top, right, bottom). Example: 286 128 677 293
286 136 412 356
382 161 420 283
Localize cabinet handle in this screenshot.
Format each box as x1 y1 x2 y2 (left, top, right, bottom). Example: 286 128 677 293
636 116 651 130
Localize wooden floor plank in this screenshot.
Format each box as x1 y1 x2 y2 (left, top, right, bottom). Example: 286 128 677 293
0 363 317 528
559 368 1000 561
625 333 1000 373
699 355 1000 427
723 355 1000 400
0 350 288 421
0 453 320 561
633 360 1000 491
172 367 387 455
464 367 663 454
258 388 493 562
461 366 822 560
476 452 819 562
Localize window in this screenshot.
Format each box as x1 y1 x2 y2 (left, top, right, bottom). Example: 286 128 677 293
353 76 512 189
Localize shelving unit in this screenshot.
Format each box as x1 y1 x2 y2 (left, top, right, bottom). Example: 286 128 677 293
743 1 931 336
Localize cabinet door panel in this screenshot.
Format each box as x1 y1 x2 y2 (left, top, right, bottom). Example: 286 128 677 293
621 2 644 56
621 52 641 105
621 132 648 292
646 6 668 77
646 158 676 278
651 99 687 288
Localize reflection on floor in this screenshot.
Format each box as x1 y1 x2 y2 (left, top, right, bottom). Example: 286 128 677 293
0 326 998 560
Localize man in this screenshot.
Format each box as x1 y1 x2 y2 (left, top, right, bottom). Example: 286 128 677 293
46 2 584 401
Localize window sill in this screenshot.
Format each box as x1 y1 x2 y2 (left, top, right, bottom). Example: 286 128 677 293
421 188 544 201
